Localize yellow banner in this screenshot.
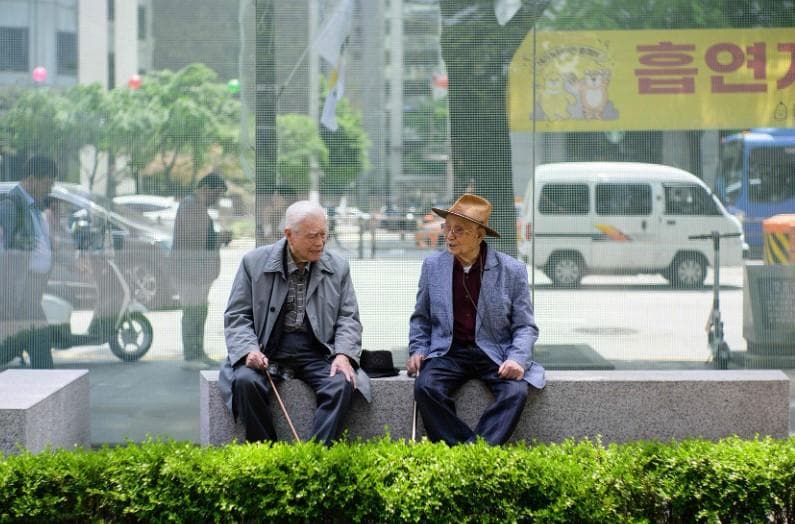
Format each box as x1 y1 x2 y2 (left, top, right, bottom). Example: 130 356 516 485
509 28 795 132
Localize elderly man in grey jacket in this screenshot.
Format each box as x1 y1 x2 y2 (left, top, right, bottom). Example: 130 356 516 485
219 200 369 445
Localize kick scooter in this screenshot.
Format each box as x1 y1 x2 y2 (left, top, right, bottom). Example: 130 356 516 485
688 230 742 369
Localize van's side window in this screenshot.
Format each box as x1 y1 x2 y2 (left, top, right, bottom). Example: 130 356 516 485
664 184 721 216
595 184 651 215
538 184 589 215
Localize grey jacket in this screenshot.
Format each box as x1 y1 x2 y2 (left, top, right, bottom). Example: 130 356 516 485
408 246 545 389
219 238 371 413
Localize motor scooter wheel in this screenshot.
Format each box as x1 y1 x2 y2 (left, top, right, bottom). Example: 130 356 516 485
109 312 153 362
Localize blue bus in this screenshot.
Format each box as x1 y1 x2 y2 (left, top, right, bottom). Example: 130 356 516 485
717 128 795 257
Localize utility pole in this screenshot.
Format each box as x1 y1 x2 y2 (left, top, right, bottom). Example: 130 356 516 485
255 0 277 246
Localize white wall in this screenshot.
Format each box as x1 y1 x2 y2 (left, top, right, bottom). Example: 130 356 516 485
113 0 138 87
78 0 107 86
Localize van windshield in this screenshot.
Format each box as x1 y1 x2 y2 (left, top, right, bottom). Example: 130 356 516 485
718 141 743 205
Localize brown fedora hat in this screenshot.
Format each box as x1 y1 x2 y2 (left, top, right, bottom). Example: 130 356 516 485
432 194 500 238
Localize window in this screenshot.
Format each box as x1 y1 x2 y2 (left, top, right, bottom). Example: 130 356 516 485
538 183 589 215
664 184 721 215
719 141 743 204
57 32 78 76
0 27 29 72
137 6 146 40
748 146 795 203
596 183 652 215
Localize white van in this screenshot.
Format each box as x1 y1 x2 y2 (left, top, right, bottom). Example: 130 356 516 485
518 162 745 288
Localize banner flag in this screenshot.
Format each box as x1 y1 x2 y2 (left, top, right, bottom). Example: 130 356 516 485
509 27 795 131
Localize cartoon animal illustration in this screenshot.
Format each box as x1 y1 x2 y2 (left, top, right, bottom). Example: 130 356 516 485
538 70 575 121
575 68 611 120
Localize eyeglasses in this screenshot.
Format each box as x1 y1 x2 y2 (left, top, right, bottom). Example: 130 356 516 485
441 223 476 237
302 231 328 241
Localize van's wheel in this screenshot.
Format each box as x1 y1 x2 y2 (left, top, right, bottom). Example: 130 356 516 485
109 312 153 362
667 253 707 288
547 253 583 287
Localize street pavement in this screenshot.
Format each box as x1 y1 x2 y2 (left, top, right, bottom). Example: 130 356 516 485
5 227 793 444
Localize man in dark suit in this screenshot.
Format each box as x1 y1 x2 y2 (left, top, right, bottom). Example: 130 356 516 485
0 155 58 368
172 173 231 367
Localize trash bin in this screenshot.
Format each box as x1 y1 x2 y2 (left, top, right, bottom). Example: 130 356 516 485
743 264 795 355
762 214 795 265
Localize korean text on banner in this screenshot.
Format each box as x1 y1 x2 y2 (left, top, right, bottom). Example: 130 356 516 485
509 28 795 132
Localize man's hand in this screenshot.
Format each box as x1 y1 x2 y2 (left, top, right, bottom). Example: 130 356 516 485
406 354 425 377
218 230 233 246
245 351 269 371
498 359 525 380
330 354 356 388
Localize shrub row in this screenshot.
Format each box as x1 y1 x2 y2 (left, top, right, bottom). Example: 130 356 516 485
1 436 795 523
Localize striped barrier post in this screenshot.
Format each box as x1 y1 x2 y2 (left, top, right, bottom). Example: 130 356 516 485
762 214 795 265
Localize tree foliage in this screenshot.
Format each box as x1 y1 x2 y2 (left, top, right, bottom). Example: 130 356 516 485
276 113 328 191
319 97 370 196
0 63 240 195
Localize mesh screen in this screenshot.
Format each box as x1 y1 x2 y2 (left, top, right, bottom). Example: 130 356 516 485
0 0 794 443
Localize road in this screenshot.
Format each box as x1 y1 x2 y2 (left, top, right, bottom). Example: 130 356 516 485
28 228 794 443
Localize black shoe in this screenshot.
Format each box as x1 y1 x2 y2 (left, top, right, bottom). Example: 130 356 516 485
183 354 219 370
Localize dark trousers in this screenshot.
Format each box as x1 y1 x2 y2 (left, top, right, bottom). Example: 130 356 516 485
415 344 529 445
181 303 208 360
232 330 353 445
3 272 53 369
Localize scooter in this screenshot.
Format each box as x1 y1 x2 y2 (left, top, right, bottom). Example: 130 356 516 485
1 209 153 367
43 253 153 362
688 230 742 369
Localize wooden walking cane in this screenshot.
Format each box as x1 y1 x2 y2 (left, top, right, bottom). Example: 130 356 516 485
411 370 419 442
264 367 301 443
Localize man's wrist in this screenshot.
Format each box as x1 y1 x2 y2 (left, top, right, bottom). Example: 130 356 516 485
334 353 355 366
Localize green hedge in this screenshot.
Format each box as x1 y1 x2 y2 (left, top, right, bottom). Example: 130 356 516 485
1 437 795 523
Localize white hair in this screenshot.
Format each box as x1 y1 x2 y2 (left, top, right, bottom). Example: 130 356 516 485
284 200 327 232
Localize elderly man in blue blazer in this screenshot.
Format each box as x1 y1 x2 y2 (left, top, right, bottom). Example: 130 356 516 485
219 200 370 445
407 194 544 445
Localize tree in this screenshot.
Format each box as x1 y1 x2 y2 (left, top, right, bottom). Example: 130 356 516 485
0 87 75 170
276 114 328 191
136 63 241 190
64 84 113 191
440 0 548 255
319 97 370 197
106 87 162 194
403 98 448 180
540 0 794 30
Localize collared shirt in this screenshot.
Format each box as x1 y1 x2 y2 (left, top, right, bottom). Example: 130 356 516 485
18 186 52 274
283 247 310 332
452 243 486 346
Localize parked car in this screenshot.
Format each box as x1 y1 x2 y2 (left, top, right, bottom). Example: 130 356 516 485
1 182 177 310
112 194 179 229
377 205 417 231
113 194 222 232
415 212 445 248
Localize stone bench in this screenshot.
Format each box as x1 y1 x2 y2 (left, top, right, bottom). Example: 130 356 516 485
0 369 90 454
199 369 790 445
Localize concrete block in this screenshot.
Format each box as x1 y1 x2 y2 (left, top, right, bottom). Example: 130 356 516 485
0 369 91 454
200 369 790 445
